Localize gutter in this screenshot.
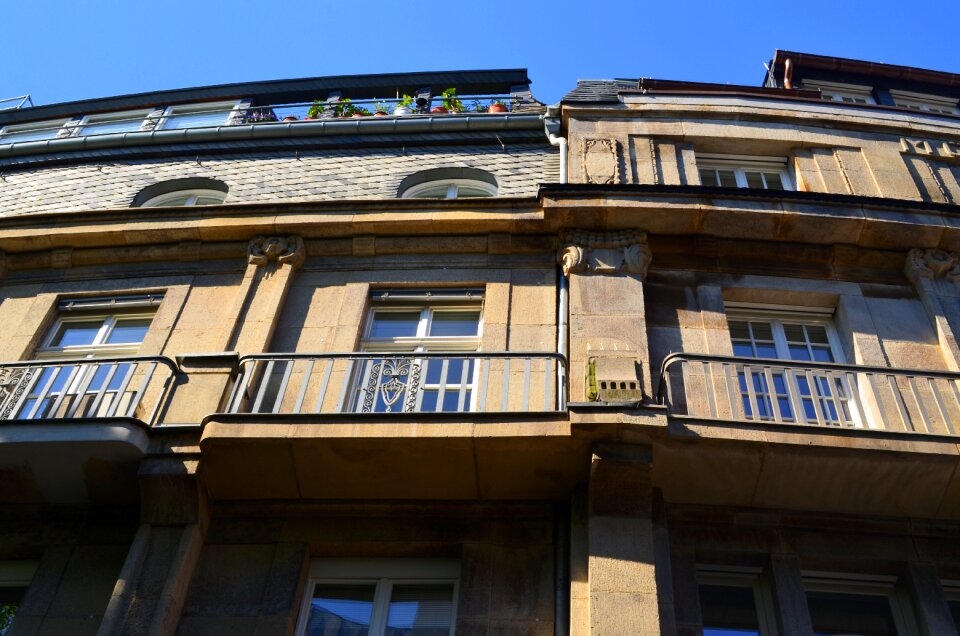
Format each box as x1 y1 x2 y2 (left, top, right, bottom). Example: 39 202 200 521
0 113 546 160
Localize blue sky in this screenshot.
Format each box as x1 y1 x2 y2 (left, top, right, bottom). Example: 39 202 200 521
3 0 959 107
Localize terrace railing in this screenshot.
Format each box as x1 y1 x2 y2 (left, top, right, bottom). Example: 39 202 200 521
658 352 960 435
0 356 177 425
226 352 567 416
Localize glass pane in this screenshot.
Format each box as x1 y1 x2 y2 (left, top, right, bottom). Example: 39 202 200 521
424 359 473 385
783 323 806 343
699 169 718 186
733 342 754 358
806 589 899 635
750 322 773 341
51 320 104 347
385 583 455 636
456 186 493 198
947 598 960 631
755 343 778 359
409 185 450 199
369 312 421 338
789 344 812 361
442 390 469 412
0 124 63 144
304 584 376 636
194 196 224 205
763 171 786 190
429 311 480 337
729 321 750 340
161 108 231 130
699 584 761 635
811 347 834 363
80 118 144 136
717 170 738 188
744 171 765 189
105 318 152 344
149 195 193 207
806 325 830 344
420 390 438 412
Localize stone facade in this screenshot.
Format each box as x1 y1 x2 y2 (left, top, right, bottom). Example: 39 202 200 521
1 58 960 635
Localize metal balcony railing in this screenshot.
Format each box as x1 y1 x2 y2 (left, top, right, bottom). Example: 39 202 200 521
0 356 177 425
658 352 960 435
227 352 567 416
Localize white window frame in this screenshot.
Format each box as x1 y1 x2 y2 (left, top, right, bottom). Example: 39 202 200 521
139 189 227 208
358 303 483 413
890 89 960 115
802 80 876 104
803 572 919 636
295 558 460 636
154 100 240 131
0 119 70 144
697 566 779 636
36 312 155 360
697 154 795 191
725 306 865 427
401 179 498 199
77 109 152 136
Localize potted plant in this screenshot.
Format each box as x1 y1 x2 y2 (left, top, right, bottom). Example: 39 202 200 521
282 115 299 122
306 99 322 120
373 100 390 117
245 109 279 124
472 99 486 113
488 99 508 114
394 95 415 116
433 88 463 114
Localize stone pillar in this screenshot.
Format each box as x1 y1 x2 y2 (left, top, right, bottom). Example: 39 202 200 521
903 562 958 636
99 449 207 636
587 444 660 635
768 554 813 636
225 235 306 354
560 230 652 402
905 248 960 371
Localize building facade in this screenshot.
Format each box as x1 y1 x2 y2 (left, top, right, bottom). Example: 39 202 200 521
0 52 958 635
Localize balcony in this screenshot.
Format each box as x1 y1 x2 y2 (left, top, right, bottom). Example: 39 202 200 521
659 352 960 434
0 356 176 504
654 353 960 518
200 353 587 501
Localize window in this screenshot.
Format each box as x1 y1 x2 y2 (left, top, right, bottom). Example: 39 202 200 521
804 574 919 636
156 101 238 130
355 289 482 413
698 567 778 636
78 109 151 136
14 295 160 420
0 119 68 144
697 155 794 191
0 561 37 636
727 309 858 426
944 583 960 631
802 80 876 105
402 179 497 199
139 189 227 207
296 559 459 636
398 168 498 199
890 90 960 115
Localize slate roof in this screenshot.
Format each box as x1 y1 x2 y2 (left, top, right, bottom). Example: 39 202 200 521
561 79 638 103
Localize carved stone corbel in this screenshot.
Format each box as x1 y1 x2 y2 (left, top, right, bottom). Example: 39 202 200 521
905 248 960 284
557 230 652 278
247 235 305 269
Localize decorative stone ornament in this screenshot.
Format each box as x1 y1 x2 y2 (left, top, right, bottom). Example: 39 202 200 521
557 230 652 278
580 138 621 185
905 248 960 283
247 235 305 269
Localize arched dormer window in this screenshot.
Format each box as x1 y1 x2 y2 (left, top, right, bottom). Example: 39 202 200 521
132 178 228 207
398 168 498 199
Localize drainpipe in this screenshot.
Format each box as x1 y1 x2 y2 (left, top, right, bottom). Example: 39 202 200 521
544 109 567 184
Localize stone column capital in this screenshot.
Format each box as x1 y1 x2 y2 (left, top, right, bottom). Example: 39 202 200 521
247 235 305 269
905 248 960 285
557 229 652 278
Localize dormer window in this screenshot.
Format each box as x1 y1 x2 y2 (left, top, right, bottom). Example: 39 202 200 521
398 167 498 199
801 80 876 105
697 155 794 191
0 119 68 144
890 90 960 115
132 178 229 207
140 190 226 207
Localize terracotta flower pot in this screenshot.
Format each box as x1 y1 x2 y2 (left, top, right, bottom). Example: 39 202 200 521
488 103 508 113
374 111 389 117
282 116 299 122
431 106 449 114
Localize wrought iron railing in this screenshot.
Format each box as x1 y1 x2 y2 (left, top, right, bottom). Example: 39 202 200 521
658 352 960 435
0 356 177 425
226 352 567 415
